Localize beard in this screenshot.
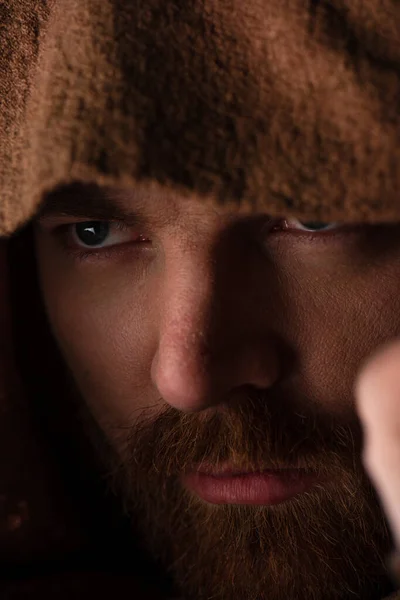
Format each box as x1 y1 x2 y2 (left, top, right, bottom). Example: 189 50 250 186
79 388 395 600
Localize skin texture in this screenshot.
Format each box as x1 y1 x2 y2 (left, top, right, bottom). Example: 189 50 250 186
32 183 400 600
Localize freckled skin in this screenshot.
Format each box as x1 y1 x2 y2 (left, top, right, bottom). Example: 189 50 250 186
33 187 400 600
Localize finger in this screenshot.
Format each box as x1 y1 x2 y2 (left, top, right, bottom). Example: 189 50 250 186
355 339 400 550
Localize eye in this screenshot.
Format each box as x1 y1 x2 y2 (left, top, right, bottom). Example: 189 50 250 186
73 221 112 247
284 218 340 233
70 220 147 249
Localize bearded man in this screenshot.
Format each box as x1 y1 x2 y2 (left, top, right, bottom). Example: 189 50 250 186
2 2 400 600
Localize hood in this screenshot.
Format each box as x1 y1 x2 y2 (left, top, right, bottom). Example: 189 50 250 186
2 0 400 235
1 1 400 598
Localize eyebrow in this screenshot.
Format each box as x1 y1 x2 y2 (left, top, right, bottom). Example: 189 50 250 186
36 183 283 233
36 183 149 225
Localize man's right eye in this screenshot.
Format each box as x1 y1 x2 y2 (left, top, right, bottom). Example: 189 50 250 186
73 221 112 247
68 220 150 250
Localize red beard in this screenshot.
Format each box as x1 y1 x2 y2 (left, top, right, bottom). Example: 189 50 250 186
94 390 394 600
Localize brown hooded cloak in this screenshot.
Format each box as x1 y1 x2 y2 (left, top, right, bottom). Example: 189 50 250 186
1 1 400 598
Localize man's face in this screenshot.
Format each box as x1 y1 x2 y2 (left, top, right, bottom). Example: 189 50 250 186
33 183 400 599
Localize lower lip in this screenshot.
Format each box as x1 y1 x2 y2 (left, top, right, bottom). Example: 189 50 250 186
182 469 320 506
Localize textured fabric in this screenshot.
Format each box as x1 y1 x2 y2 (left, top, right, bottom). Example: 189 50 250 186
1 1 400 598
1 0 400 236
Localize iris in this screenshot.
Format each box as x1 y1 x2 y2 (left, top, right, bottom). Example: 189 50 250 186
300 222 332 231
74 221 110 246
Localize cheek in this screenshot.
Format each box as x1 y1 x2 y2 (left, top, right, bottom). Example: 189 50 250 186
287 264 400 416
36 242 159 425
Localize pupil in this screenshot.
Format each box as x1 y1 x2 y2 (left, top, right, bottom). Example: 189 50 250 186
75 221 110 246
301 221 329 231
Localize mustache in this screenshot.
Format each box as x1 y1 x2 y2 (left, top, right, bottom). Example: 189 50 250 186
113 388 365 480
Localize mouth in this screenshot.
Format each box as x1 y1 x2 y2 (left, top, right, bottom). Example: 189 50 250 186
181 464 321 506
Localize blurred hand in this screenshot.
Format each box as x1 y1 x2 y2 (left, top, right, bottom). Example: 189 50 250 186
355 339 400 554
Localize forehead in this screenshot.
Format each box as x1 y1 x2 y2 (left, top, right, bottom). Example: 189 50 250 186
39 182 278 225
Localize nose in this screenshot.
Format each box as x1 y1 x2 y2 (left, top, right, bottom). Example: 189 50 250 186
151 249 280 413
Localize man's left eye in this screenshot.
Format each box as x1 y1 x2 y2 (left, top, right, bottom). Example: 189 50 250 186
284 218 340 233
